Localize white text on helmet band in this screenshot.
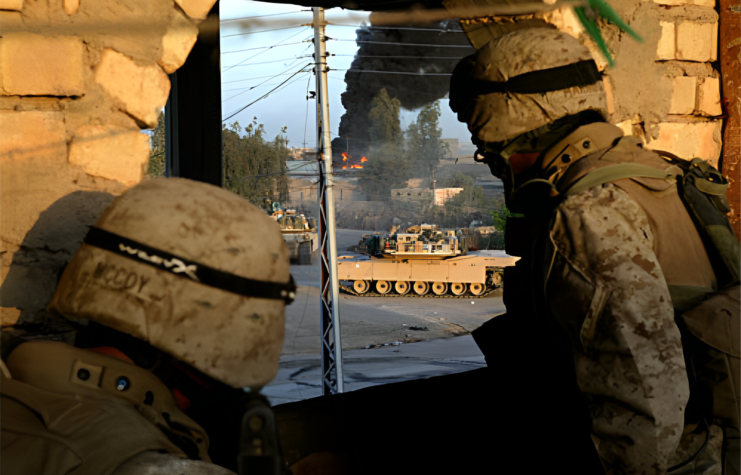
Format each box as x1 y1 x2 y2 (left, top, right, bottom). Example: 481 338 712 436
118 244 199 281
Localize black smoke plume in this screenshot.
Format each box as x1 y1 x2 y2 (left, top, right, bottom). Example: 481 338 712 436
332 19 475 162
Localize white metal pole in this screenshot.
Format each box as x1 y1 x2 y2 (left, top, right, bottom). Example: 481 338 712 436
313 7 344 395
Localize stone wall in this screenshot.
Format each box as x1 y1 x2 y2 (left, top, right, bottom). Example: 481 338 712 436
0 0 215 328
447 0 725 166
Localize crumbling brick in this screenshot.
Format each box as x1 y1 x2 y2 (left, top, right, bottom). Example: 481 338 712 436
669 76 697 115
657 22 676 60
697 77 722 116
0 111 66 163
0 0 22 11
653 0 715 7
174 0 218 20
0 33 84 97
63 0 79 15
646 121 722 165
94 48 170 128
676 21 718 62
158 10 199 74
68 126 150 186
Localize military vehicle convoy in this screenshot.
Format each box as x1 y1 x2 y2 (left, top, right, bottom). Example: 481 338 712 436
264 201 318 265
339 224 519 298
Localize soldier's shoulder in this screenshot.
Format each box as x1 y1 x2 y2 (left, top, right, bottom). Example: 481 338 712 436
603 136 667 166
112 451 236 475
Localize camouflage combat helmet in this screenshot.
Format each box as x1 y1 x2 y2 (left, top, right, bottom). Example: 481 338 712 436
48 178 295 389
450 27 609 160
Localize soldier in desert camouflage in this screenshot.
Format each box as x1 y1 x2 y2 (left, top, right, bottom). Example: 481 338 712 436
450 27 739 474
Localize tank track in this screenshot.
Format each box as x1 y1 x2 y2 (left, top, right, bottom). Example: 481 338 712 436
339 283 501 299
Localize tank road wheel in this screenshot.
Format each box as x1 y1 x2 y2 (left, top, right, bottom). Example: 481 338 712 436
431 282 448 296
376 280 391 295
492 273 503 286
469 283 485 296
413 281 429 296
353 280 370 294
298 242 311 265
450 282 467 296
395 281 410 295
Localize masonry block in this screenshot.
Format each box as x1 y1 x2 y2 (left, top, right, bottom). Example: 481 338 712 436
646 121 722 165
676 21 717 62
657 22 676 60
0 33 84 96
0 0 22 11
158 11 199 74
68 126 150 186
653 0 714 6
63 0 79 15
0 110 67 164
697 77 722 116
669 76 697 114
95 48 170 128
174 0 218 20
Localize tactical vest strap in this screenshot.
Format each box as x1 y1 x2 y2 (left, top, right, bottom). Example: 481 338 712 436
562 163 681 197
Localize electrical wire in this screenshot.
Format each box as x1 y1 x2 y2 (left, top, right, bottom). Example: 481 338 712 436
222 44 313 102
221 11 309 23
222 41 308 55
222 28 309 73
302 74 312 150
331 54 461 60
331 39 472 48
222 56 311 68
222 65 312 122
222 69 311 85
336 69 453 76
222 25 307 38
327 24 465 33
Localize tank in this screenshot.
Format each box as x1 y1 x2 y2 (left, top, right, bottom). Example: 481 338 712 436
263 200 319 265
339 225 519 297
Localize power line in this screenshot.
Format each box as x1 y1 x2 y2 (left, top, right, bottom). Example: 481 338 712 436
222 70 312 85
337 69 453 76
331 39 472 48
222 25 307 38
222 65 312 122
332 54 462 60
327 23 465 33
222 56 311 68
222 41 308 55
221 11 309 23
222 29 309 73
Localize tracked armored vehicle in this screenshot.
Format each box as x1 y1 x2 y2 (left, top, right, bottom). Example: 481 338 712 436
339 225 518 298
264 201 318 265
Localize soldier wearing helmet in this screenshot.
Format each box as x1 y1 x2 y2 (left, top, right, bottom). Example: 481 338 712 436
1 178 296 474
451 28 739 474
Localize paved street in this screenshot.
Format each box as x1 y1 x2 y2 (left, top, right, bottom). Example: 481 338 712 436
265 229 505 404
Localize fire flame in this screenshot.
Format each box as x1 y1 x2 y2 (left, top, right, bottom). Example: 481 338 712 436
341 152 348 162
350 164 364 169
342 165 347 169
360 156 368 163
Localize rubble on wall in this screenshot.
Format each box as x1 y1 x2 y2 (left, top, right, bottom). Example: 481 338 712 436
0 0 217 328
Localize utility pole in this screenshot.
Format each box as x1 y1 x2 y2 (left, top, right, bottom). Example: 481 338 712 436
312 7 344 395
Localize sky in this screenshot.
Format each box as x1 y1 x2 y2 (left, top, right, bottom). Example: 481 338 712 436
219 0 472 150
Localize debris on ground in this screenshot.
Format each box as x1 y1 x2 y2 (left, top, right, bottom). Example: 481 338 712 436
408 326 428 331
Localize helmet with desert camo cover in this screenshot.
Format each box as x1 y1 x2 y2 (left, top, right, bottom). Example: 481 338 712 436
450 27 609 170
48 178 295 389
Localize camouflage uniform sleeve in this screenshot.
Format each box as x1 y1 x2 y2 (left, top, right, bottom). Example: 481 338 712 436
545 183 689 475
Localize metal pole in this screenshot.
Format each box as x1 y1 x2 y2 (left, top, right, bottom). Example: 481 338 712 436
313 7 344 395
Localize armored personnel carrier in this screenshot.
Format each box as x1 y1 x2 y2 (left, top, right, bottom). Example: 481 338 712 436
264 201 318 265
338 225 518 298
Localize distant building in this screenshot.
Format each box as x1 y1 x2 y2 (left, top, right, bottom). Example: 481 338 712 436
391 187 463 206
289 147 318 160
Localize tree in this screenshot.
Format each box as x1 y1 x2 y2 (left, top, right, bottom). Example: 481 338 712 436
357 89 411 201
405 101 449 177
147 111 166 177
223 118 290 204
